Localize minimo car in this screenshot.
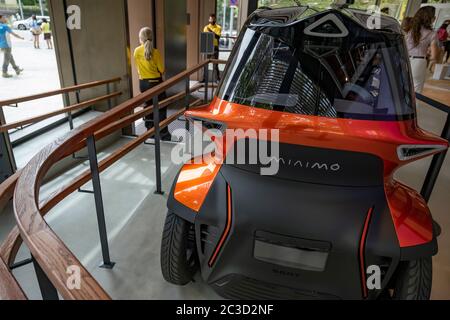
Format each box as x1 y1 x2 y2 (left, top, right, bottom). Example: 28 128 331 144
160 5 448 300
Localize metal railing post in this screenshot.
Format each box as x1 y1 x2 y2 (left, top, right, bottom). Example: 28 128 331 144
153 96 164 195
212 60 216 86
86 135 115 269
204 62 209 103
32 256 59 300
106 83 112 110
64 92 74 130
421 114 450 202
185 77 191 132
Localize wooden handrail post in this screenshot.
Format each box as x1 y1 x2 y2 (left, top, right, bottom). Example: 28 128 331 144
32 256 59 300
86 135 115 269
153 96 164 196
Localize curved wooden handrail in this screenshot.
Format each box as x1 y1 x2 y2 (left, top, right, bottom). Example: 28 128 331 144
0 77 122 107
0 172 20 216
0 256 26 300
0 173 22 270
0 172 26 300
8 60 212 299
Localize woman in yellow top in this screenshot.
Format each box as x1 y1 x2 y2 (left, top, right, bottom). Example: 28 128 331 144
41 18 52 50
134 27 169 139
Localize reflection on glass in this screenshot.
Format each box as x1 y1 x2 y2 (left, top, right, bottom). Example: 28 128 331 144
218 17 414 121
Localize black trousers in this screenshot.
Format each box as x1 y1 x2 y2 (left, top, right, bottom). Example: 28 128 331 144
139 78 170 138
202 48 220 81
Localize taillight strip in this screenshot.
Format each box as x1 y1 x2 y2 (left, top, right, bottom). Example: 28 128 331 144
208 185 233 267
359 206 374 299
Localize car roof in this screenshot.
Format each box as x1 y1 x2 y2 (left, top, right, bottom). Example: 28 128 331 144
251 5 402 34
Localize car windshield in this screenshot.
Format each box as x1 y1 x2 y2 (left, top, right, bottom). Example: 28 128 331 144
218 25 415 121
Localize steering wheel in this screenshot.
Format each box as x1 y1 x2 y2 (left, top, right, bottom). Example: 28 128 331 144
342 83 375 106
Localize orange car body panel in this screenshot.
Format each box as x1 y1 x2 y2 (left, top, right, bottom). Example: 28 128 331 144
174 98 448 248
385 180 434 247
174 153 222 213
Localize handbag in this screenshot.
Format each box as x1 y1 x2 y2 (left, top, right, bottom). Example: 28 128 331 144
31 28 42 36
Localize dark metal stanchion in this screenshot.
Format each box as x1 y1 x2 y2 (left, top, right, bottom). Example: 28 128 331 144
204 62 209 103
153 96 164 195
65 92 88 161
185 77 191 132
212 61 216 86
106 83 112 110
64 92 74 130
10 257 33 270
68 112 74 130
185 77 190 109
32 256 59 300
421 115 450 202
86 135 115 269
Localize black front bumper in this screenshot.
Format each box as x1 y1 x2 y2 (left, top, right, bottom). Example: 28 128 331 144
190 164 401 300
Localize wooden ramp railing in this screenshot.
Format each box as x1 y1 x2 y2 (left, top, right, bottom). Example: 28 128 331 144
0 77 122 134
0 60 225 300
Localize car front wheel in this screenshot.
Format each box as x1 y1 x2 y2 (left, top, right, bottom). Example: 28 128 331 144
160 212 198 285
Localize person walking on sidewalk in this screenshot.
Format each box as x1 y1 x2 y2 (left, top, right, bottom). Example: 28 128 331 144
0 15 24 78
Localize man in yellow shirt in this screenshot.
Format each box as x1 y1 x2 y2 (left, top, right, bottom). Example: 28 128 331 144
202 13 222 82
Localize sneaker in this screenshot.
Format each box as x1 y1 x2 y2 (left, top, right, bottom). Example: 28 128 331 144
15 68 24 75
2 73 13 78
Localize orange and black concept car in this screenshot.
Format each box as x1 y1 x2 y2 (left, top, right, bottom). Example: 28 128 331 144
160 5 448 300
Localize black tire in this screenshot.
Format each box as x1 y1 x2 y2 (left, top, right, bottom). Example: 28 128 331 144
160 212 198 285
392 258 432 300
18 24 27 30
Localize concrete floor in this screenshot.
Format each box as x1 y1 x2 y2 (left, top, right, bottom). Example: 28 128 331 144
0 88 449 300
0 30 63 125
